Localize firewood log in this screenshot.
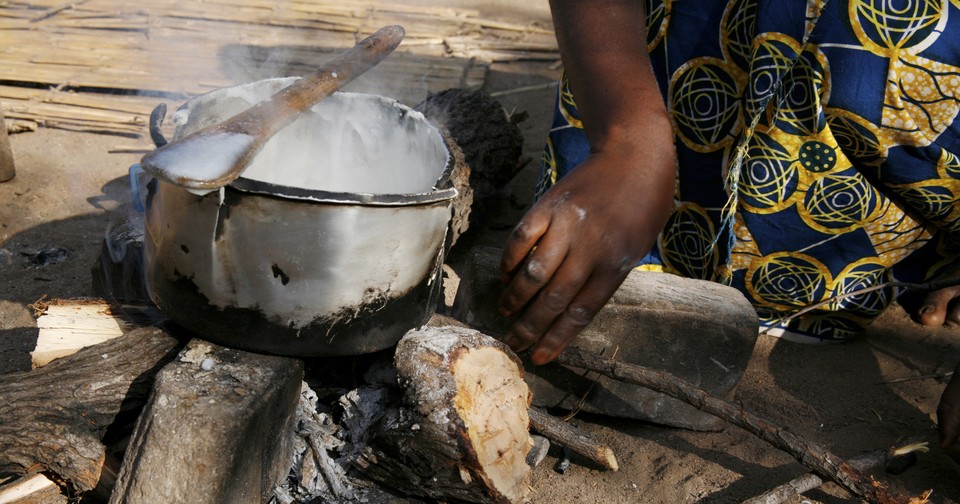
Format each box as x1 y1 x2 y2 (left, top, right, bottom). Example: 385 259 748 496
108 339 304 504
0 327 184 494
353 326 533 504
415 89 525 253
29 299 152 368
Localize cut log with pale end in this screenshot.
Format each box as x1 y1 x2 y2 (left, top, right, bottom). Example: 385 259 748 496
108 339 304 504
353 326 533 504
30 299 139 368
0 327 184 494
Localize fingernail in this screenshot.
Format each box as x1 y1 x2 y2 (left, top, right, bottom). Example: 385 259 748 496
919 304 935 315
531 348 552 365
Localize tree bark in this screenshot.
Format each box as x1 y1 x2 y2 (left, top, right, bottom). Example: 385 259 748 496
108 339 303 504
0 327 184 493
527 406 618 471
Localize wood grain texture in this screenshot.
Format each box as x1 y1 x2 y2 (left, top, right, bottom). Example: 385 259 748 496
0 327 184 492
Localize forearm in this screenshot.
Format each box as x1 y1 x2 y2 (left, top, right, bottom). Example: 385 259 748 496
549 0 671 152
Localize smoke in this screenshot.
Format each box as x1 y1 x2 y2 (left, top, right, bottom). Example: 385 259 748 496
217 42 436 107
95 207 149 304
171 79 450 197
103 208 142 264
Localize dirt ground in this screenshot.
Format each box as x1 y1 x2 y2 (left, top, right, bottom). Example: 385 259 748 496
2 1 960 503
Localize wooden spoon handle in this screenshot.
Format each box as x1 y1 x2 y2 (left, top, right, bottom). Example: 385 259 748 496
226 25 406 139
140 25 405 190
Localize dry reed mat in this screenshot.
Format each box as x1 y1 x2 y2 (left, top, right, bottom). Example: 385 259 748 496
0 0 557 136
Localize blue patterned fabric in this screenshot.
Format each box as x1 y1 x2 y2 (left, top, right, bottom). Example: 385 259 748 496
538 0 960 341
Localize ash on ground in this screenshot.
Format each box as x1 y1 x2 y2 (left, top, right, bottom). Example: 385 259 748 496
272 371 417 504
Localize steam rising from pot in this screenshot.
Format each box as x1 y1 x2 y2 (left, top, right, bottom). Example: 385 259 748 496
170 81 449 197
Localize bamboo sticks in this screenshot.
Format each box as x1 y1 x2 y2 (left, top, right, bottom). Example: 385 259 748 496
0 85 156 135
1 0 554 135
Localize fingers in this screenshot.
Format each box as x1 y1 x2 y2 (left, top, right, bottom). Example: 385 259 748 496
501 207 552 285
499 229 569 318
531 274 623 365
505 265 626 365
503 259 590 352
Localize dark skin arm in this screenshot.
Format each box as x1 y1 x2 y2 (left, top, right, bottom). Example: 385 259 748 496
499 0 676 365
939 362 960 462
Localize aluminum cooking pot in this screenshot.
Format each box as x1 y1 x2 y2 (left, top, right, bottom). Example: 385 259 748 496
143 78 456 356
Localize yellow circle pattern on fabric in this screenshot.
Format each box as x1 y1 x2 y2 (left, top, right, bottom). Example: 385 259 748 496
670 57 742 152
540 0 960 340
660 203 718 280
646 0 672 50
850 0 947 55
721 0 759 72
746 252 828 310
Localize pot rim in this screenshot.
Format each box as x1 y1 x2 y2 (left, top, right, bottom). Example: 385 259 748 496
228 130 457 206
228 176 458 205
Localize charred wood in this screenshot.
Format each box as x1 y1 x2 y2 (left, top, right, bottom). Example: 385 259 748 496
743 439 929 504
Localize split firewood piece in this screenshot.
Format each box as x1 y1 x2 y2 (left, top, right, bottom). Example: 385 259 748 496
353 326 534 504
527 406 618 471
30 299 160 368
556 348 930 504
108 339 304 504
0 327 184 495
743 439 930 504
0 473 66 504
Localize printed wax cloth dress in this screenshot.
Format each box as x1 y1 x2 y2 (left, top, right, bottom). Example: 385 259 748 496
537 0 960 341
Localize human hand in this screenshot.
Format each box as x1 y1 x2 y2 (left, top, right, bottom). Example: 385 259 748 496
498 139 674 365
506 0 673 365
939 363 960 463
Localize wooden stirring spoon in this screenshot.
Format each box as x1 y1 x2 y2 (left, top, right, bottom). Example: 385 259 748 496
140 25 405 191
